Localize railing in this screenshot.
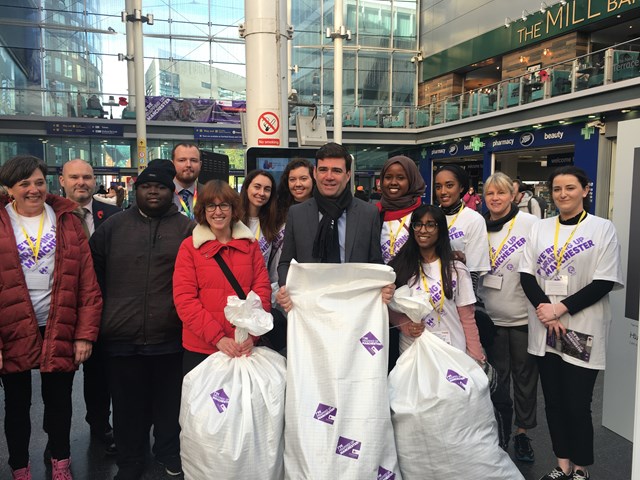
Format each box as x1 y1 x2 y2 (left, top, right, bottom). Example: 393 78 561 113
2 38 639 128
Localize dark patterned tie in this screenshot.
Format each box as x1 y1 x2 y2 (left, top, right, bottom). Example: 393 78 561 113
181 189 191 207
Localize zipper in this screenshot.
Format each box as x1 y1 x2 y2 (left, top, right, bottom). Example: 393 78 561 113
142 217 153 345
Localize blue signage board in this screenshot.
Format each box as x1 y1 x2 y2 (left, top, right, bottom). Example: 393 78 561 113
47 122 124 137
194 126 243 142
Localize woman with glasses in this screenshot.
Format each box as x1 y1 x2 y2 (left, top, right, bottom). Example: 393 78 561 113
240 170 279 282
173 180 272 375
388 205 484 361
478 172 540 459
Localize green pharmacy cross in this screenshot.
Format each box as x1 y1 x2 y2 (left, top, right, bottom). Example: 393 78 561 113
581 125 595 140
470 137 485 151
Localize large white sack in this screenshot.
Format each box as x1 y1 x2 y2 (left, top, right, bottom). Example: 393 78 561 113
284 262 401 480
180 292 286 480
389 331 523 480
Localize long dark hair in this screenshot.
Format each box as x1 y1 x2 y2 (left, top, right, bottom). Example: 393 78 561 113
433 164 468 205
388 204 455 299
548 165 591 212
275 158 314 226
240 169 278 242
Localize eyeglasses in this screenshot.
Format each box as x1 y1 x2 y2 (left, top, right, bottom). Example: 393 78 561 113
411 221 438 232
205 202 231 212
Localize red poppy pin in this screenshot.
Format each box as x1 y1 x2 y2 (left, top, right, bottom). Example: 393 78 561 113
97 210 104 219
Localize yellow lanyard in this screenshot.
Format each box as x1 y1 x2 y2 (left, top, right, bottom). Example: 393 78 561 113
388 214 410 257
553 211 586 275
447 203 464 230
488 216 517 270
175 186 197 219
20 211 45 264
420 260 445 323
254 222 261 241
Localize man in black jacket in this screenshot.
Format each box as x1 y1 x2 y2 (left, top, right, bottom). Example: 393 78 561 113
59 159 121 454
90 159 194 480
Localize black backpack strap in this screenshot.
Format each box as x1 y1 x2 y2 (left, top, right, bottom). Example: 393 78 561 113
213 252 247 300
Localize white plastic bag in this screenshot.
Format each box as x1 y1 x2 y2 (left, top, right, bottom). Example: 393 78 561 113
180 291 286 480
389 331 524 480
388 285 433 323
284 262 402 480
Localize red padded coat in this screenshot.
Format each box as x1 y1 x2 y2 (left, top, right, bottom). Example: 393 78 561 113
173 221 271 354
0 194 102 374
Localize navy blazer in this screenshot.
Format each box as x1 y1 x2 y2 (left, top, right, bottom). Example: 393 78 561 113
91 199 121 231
277 197 382 285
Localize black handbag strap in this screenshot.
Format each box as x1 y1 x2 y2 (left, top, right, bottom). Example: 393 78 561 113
213 252 247 300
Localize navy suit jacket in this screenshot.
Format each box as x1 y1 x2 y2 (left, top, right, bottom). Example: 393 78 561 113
277 197 382 285
91 199 121 231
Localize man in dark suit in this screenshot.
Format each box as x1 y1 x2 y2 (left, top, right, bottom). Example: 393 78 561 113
276 142 393 310
59 159 120 454
171 143 202 220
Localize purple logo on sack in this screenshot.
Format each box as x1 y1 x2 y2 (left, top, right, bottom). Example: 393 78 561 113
446 369 468 390
314 403 337 425
210 389 229 413
360 332 383 356
377 466 396 480
336 436 361 459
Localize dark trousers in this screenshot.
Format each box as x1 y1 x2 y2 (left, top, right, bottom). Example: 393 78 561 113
538 353 599 466
106 353 183 473
83 341 111 430
486 325 538 435
182 350 210 377
2 369 75 470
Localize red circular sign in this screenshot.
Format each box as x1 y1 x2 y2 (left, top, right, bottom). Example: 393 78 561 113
258 112 279 135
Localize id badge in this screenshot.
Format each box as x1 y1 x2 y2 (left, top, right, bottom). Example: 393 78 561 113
25 272 50 290
545 275 568 296
483 273 503 290
432 330 452 345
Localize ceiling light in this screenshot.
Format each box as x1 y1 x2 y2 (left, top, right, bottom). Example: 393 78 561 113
560 0 567 5
505 17 512 28
588 114 597 118
522 9 530 21
622 109 631 113
540 2 549 13
559 120 566 124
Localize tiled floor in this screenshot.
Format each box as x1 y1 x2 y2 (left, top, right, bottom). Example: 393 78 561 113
0 369 632 479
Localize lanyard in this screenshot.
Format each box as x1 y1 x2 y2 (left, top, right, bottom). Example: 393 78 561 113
254 222 261 241
447 203 464 230
488 216 517 270
388 214 410 257
20 211 45 264
420 260 444 323
175 185 197 219
553 211 586 274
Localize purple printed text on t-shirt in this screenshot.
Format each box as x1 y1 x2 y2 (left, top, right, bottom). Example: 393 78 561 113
535 236 595 278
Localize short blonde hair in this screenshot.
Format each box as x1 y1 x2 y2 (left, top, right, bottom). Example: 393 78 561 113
484 172 514 196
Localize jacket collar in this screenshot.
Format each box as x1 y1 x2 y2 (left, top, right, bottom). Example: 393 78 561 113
192 220 254 250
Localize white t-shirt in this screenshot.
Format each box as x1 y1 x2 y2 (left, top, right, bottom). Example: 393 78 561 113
478 212 538 327
446 206 490 273
248 217 277 283
519 214 624 370
7 203 57 327
400 259 476 353
381 214 412 264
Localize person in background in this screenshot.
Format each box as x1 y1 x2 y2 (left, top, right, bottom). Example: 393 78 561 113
0 155 102 480
172 143 202 220
240 169 279 282
354 185 370 202
463 186 482 211
94 186 125 209
519 166 623 480
377 155 425 369
478 172 539 458
388 204 484 362
96 185 107 195
173 180 271 374
276 142 393 311
59 159 120 456
514 179 543 219
90 159 194 480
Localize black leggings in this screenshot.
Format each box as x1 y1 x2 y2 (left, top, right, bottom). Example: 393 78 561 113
2 368 75 469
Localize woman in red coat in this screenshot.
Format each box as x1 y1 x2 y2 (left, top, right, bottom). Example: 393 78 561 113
0 155 102 480
173 180 271 375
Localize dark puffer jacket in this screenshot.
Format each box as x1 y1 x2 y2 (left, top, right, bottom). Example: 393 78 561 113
0 194 102 374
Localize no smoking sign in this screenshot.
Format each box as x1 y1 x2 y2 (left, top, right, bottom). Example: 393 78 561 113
258 112 279 135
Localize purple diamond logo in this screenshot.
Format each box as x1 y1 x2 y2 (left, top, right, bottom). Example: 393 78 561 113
446 369 468 390
210 388 229 413
360 332 383 356
335 436 361 460
314 403 337 425
377 466 396 480
568 266 576 275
